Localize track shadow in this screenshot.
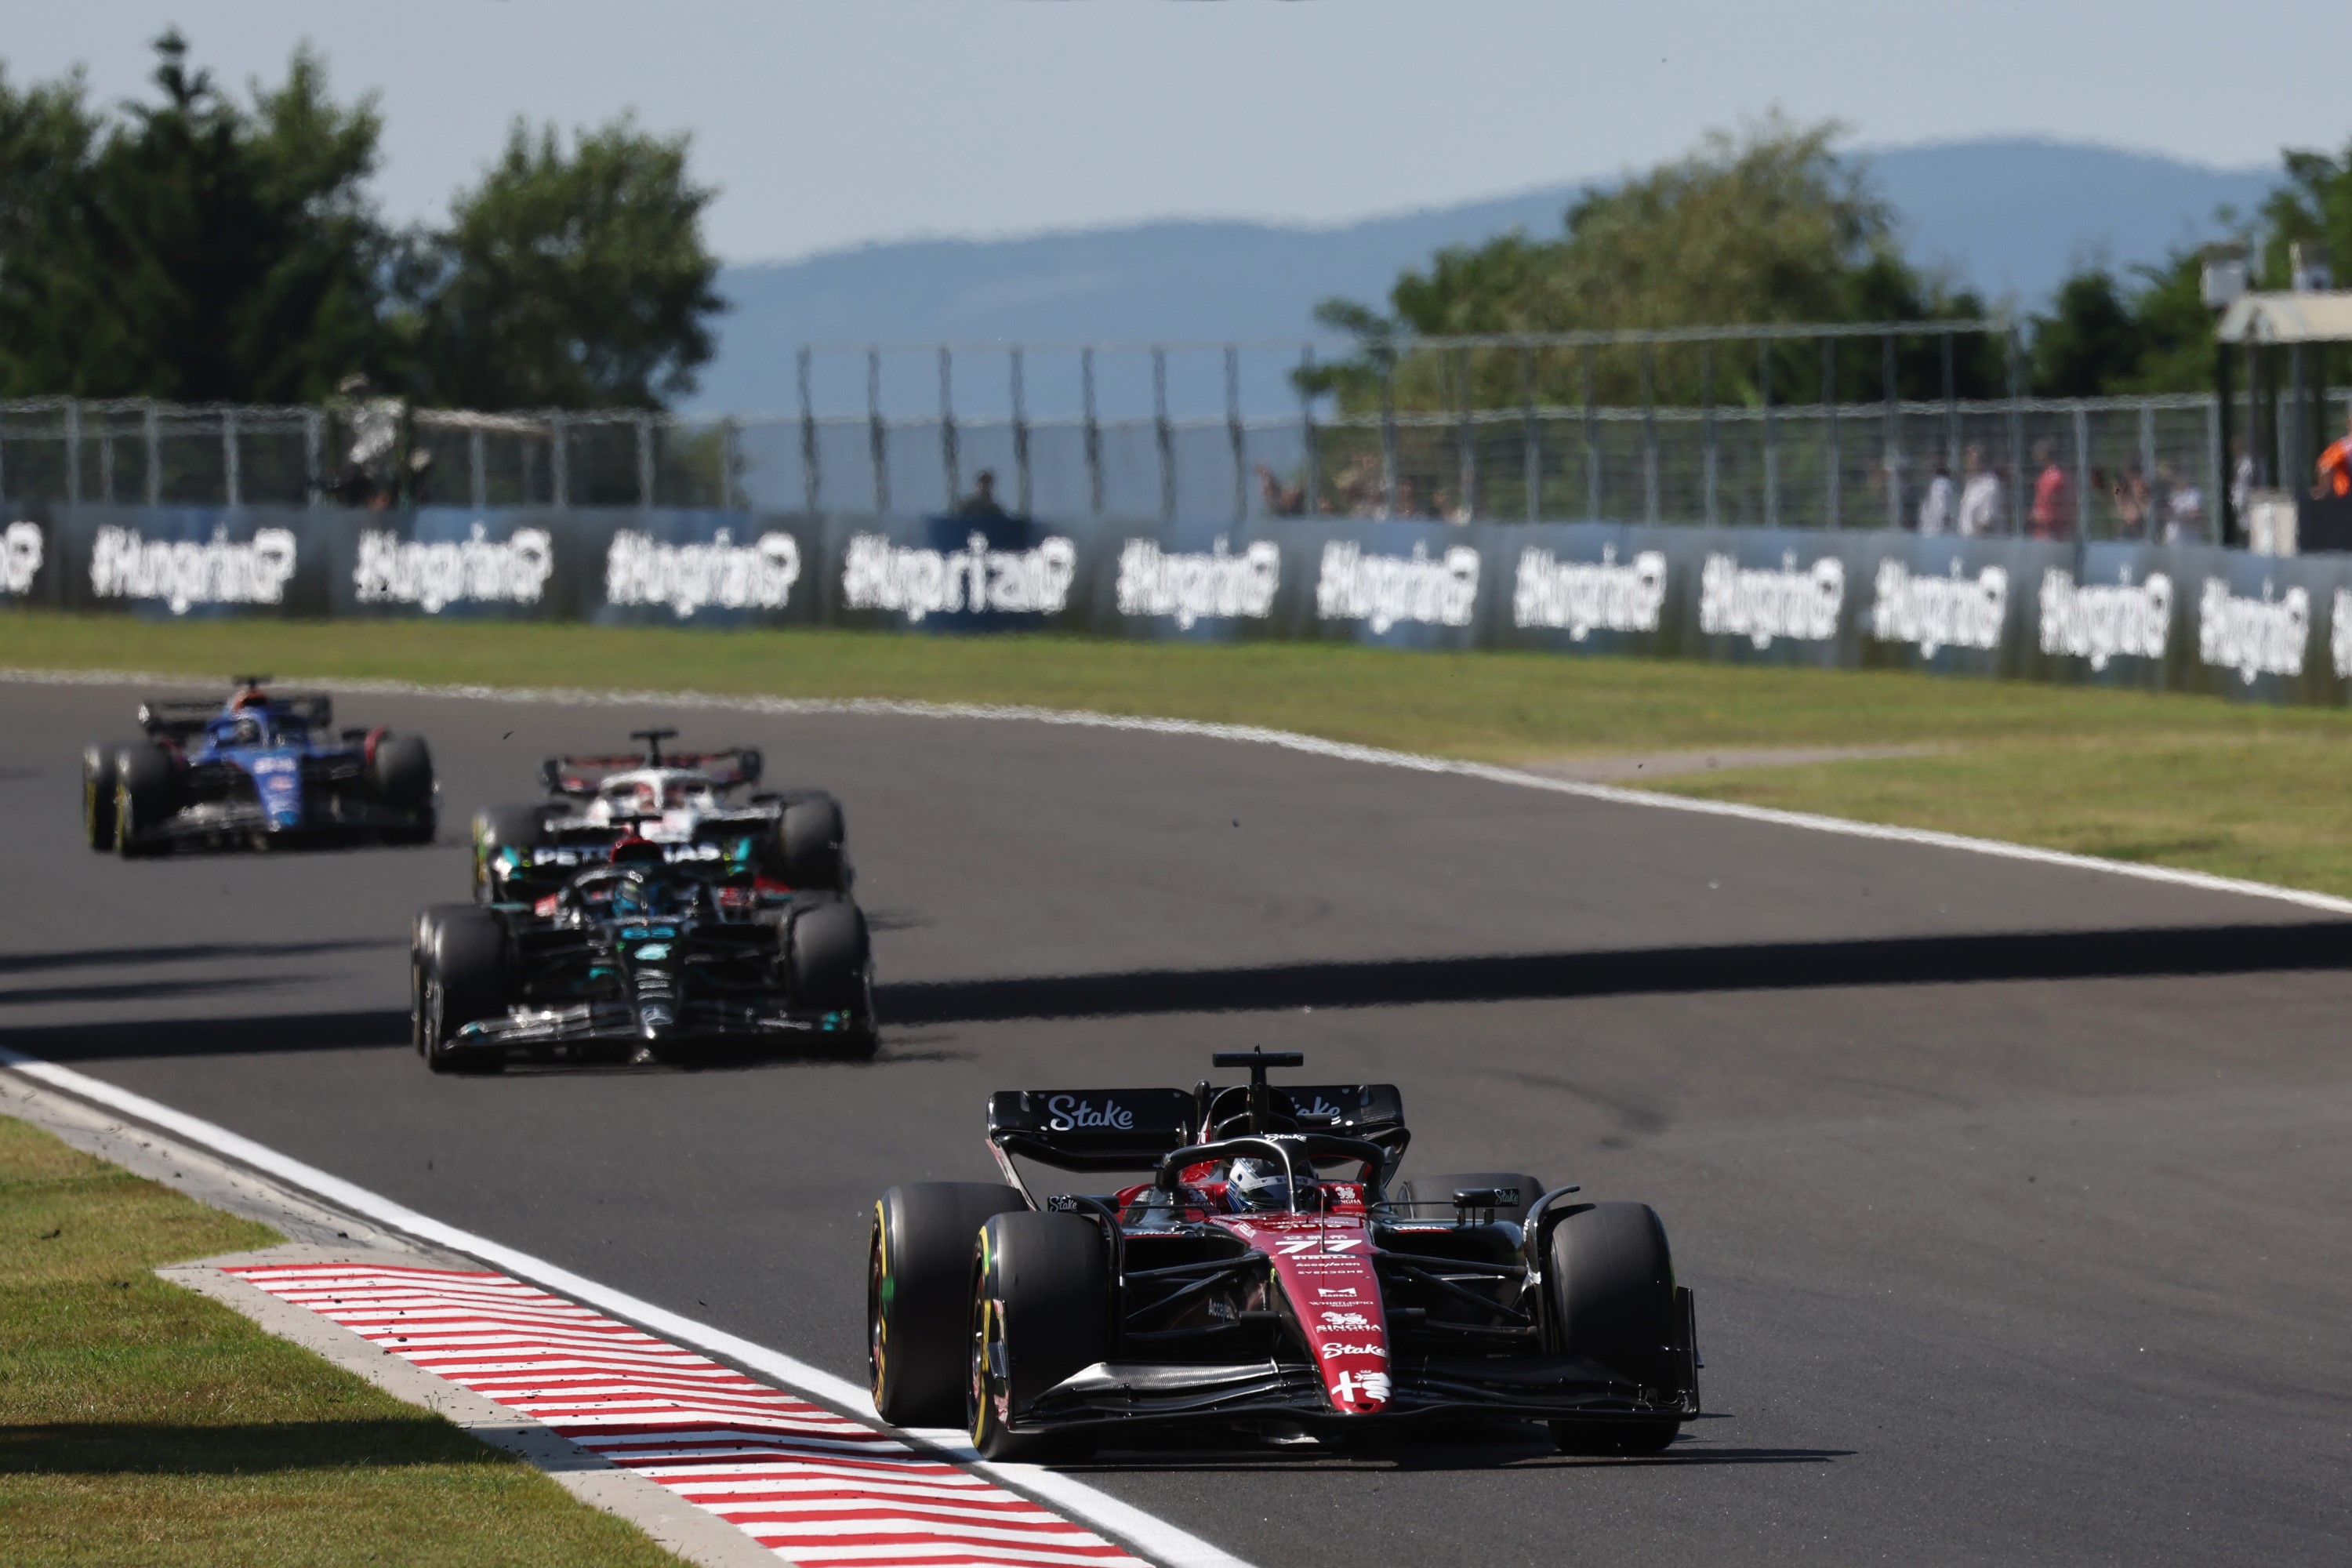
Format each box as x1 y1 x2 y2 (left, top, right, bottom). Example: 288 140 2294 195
0 1008 412 1062
877 919 2352 1025
0 975 281 1009
1073 1436 1848 1473
0 939 401 976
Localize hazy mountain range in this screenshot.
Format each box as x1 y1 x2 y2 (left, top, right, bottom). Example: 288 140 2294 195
690 137 2274 421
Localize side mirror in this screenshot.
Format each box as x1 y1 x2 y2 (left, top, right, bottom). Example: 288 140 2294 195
538 758 564 794
737 747 763 786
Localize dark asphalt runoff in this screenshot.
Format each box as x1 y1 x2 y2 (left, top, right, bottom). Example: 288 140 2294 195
5 675 2349 1567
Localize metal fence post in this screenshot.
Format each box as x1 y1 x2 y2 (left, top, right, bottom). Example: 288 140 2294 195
144 401 161 505
2206 393 2224 545
1011 348 1032 517
1700 343 1718 524
465 427 484 510
99 421 114 503
1299 345 1320 516
2005 326 2027 535
1582 347 1599 520
1882 332 1899 531
550 411 569 509
1454 346 1475 521
64 399 82 506
1379 349 1398 517
867 349 889 514
1521 344 1540 524
0 404 8 504
1821 338 1839 530
1083 347 1102 518
1941 332 1959 476
223 406 241 507
1639 342 1658 526
797 347 819 513
1760 341 1777 528
2071 403 2091 542
1153 347 1176 522
635 413 654 507
717 417 737 510
1226 345 1246 523
938 346 960 507
304 409 324 504
2137 402 2157 536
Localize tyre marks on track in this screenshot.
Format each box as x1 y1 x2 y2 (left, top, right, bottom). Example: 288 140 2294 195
230 1261 1149 1568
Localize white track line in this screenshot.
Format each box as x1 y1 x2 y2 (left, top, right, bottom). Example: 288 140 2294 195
9 663 2351 916
0 1047 1256 1568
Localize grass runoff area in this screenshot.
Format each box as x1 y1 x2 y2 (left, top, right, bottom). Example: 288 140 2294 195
0 1116 685 1567
7 609 2352 898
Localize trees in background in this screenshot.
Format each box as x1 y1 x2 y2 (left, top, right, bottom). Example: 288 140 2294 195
1307 116 2004 415
0 32 720 409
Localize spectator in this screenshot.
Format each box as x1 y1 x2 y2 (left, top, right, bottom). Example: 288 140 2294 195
2157 462 2205 543
1957 444 2002 535
956 469 1008 519
2230 437 2255 524
1916 456 1955 535
1254 463 1306 517
1392 476 1427 519
1334 452 1381 516
2314 411 2352 499
2108 463 2151 539
2030 440 2074 540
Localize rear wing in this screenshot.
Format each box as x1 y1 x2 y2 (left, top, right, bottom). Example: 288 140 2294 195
539 746 764 797
138 692 332 740
987 1081 1406 1173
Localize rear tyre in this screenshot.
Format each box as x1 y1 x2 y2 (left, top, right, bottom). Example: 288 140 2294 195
372 734 436 844
774 797 848 891
112 743 175 858
968 1212 1109 1462
869 1183 1029 1427
786 899 873 1051
82 742 130 851
414 903 509 1074
472 804 546 902
1392 1171 1548 1225
1546 1201 1685 1457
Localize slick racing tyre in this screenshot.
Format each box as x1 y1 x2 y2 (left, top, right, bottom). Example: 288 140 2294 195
774 796 848 891
472 804 546 902
1392 1171 1548 1224
82 742 136 851
414 903 509 1075
786 899 873 1051
967 1211 1108 1462
371 734 436 844
112 742 176 858
1546 1201 1685 1457
869 1183 1028 1427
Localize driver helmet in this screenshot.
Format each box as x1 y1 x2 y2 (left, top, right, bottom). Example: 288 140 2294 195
612 875 694 920
1226 1157 1296 1212
229 713 263 746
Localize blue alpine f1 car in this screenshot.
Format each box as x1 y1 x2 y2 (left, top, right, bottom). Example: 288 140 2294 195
82 677 437 856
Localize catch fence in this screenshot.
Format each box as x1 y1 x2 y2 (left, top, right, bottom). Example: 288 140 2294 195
0 361 2303 546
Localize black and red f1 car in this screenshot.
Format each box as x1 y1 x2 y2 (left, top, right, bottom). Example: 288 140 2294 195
869 1050 1700 1459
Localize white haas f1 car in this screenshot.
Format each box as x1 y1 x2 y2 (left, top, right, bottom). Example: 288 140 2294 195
412 729 872 1071
869 1050 1700 1460
470 728 851 905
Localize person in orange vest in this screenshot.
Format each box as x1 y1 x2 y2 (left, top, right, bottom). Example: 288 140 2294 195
2317 411 2352 498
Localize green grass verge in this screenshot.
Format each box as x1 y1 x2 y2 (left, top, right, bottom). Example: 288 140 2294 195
0 1114 687 1568
6 609 2351 898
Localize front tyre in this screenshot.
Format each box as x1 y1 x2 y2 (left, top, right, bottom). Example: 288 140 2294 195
112 743 175 858
82 742 130 851
786 899 873 1053
1545 1201 1688 1457
967 1212 1109 1462
372 733 436 844
414 903 509 1075
869 1183 1028 1427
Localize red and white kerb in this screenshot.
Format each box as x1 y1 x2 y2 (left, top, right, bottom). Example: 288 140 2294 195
229 1262 1152 1568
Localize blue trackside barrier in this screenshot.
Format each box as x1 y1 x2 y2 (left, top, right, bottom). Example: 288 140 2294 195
6 503 2351 708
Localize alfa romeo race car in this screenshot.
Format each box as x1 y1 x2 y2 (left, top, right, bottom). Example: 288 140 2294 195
412 837 874 1073
81 677 436 856
869 1050 1700 1460
471 728 851 904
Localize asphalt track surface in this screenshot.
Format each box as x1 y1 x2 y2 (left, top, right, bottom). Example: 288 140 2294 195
5 677 2350 1567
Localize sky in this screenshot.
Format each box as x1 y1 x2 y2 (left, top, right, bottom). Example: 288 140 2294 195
6 2 2336 266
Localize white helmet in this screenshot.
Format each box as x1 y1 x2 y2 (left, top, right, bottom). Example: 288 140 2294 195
1227 1157 1295 1212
